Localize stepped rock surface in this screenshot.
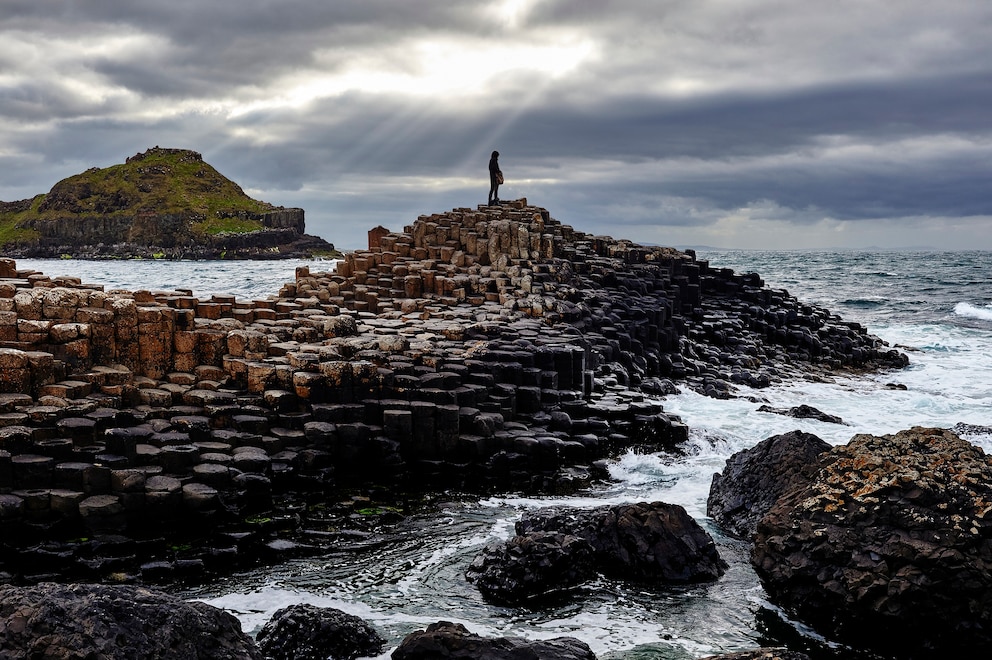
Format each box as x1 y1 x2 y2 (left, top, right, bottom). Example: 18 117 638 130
0 199 907 584
752 427 992 658
0 147 335 259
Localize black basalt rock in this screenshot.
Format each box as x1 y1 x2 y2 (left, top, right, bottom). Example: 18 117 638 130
466 531 595 605
468 502 725 605
751 427 992 658
700 650 811 660
756 404 845 425
392 621 597 660
707 430 831 539
0 582 261 659
518 502 727 583
255 603 385 660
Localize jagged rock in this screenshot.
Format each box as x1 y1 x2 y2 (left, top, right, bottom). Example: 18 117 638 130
469 502 724 603
700 651 810 660
518 502 726 582
752 427 992 657
391 621 597 660
0 582 261 659
707 430 831 539
756 404 844 424
466 531 595 605
255 603 384 660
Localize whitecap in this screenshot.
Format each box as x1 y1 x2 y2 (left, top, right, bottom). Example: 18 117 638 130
954 301 992 322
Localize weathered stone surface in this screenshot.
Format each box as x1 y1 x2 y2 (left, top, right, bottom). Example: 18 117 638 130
751 427 992 657
707 430 831 539
700 651 810 660
0 583 261 659
392 621 597 660
255 603 384 660
517 502 727 583
467 531 595 605
756 404 844 425
469 502 725 604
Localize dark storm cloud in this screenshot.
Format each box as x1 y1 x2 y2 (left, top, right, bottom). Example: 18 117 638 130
516 73 992 161
2 1 991 248
4 1 483 102
204 68 992 222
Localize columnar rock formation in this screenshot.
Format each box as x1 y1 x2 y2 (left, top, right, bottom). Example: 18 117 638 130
0 200 906 582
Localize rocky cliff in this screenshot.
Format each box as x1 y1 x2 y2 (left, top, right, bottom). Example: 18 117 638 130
0 147 336 259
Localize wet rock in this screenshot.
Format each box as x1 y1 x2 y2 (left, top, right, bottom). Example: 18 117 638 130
707 430 831 539
78 494 126 532
752 427 992 657
0 582 261 659
255 603 384 660
700 651 810 660
392 621 597 660
517 502 726 583
466 531 595 605
756 404 844 425
470 502 725 603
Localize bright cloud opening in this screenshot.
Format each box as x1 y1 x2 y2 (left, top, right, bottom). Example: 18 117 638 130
229 35 595 117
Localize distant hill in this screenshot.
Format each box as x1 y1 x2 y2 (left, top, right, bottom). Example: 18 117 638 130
0 147 338 259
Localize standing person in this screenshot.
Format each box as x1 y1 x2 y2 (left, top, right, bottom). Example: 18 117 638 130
488 150 502 205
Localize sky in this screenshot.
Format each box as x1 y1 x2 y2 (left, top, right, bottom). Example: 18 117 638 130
1 0 991 250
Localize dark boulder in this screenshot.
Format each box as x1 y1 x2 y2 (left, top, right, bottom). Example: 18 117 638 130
0 582 261 659
700 651 810 660
391 621 597 660
757 404 844 425
255 603 384 660
752 427 992 657
466 531 595 605
707 430 831 539
518 502 726 582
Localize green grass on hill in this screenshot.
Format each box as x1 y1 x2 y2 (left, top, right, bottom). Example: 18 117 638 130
0 148 278 245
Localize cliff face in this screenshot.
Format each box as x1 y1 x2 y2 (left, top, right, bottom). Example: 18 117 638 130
0 147 334 259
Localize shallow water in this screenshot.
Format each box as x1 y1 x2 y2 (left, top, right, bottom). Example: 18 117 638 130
13 257 330 300
16 251 992 657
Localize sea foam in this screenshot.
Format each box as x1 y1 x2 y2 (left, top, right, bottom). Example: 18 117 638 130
954 301 992 321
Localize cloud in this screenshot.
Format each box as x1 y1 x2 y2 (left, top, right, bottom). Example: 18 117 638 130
1 0 991 250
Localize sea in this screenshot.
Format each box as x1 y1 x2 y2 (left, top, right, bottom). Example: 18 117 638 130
14 250 992 659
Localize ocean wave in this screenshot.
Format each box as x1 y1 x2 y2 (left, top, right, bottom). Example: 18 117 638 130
954 302 992 321
840 298 884 308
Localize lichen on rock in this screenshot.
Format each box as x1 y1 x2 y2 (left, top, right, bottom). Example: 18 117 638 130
752 426 992 657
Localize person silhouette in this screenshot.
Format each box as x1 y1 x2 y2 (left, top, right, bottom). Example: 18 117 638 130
488 151 502 205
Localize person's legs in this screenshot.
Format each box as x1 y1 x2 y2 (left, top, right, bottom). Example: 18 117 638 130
489 174 499 205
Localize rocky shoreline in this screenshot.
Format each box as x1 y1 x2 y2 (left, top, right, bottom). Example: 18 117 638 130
0 582 810 660
0 199 921 657
3 225 337 261
707 426 992 658
1 147 339 261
